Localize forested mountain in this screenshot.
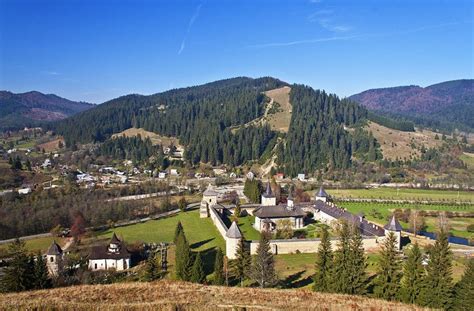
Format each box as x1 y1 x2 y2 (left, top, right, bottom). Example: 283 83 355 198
349 79 474 132
0 91 94 131
53 77 377 175
276 85 374 176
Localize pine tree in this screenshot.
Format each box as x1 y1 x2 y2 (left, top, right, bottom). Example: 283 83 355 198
313 226 333 292
33 252 52 289
143 251 160 281
250 232 278 288
400 243 424 304
418 229 453 309
174 221 183 244
330 220 351 293
190 252 205 284
1 239 34 292
452 259 474 311
213 248 225 285
231 237 251 287
174 225 191 281
373 231 402 300
347 225 368 295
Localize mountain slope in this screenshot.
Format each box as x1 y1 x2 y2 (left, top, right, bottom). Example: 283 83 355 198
0 90 94 131
349 79 474 131
54 77 372 173
0 280 424 310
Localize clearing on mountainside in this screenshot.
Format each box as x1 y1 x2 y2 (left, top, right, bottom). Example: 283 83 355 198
367 121 444 160
112 128 182 148
264 86 292 133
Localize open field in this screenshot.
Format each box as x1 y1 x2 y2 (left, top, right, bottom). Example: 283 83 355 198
0 237 66 256
37 137 64 152
112 127 181 148
424 217 474 239
326 187 474 203
367 121 444 160
460 152 474 169
96 209 225 251
264 86 292 133
0 279 426 311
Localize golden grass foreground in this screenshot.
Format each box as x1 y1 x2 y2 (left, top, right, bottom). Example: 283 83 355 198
0 280 429 311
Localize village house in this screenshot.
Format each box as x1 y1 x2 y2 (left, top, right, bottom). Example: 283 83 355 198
88 233 131 271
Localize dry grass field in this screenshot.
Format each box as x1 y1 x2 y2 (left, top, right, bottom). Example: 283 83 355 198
367 121 443 160
264 86 292 133
0 280 427 311
112 128 182 148
37 137 64 152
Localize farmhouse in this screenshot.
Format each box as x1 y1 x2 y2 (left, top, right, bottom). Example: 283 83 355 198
88 233 131 271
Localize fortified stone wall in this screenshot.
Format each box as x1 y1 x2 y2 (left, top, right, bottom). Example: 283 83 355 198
249 237 380 255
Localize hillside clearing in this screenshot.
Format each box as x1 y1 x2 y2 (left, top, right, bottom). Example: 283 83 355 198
264 86 292 133
112 128 182 148
0 280 426 311
367 121 443 160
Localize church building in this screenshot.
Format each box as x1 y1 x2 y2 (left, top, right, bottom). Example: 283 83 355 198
88 233 131 271
253 183 306 232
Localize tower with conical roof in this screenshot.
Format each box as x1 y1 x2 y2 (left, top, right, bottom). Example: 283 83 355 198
384 215 402 250
200 184 218 218
315 186 329 202
225 221 242 259
45 240 63 276
261 182 276 206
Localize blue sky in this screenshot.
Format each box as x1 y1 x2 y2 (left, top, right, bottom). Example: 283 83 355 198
0 0 472 103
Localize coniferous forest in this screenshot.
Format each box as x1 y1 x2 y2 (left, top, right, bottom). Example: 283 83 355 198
53 77 381 174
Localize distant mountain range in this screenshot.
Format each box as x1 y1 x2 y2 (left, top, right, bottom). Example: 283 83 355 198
350 79 474 132
0 91 94 131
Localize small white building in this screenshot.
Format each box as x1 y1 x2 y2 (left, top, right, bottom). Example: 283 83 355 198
88 233 131 271
200 186 219 218
297 173 306 181
158 171 168 179
170 168 179 176
246 171 255 180
18 187 32 195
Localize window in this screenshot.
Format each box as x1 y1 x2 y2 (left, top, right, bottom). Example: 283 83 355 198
94 263 97 269
50 257 54 262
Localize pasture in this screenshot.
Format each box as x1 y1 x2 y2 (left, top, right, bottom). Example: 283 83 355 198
327 187 474 203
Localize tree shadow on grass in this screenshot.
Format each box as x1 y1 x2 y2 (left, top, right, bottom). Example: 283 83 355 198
280 270 306 288
197 247 217 276
190 238 214 250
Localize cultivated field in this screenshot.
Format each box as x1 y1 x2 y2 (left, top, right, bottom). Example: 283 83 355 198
367 121 443 160
112 127 182 148
0 280 426 311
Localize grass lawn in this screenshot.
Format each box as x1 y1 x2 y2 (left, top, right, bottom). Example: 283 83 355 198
423 217 474 239
275 253 315 289
460 153 474 170
96 209 225 252
236 215 261 240
0 237 66 257
324 188 474 203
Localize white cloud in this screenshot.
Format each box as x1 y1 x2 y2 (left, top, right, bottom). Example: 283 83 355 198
178 3 203 55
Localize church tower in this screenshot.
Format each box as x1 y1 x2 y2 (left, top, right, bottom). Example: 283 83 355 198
200 185 218 218
45 240 63 276
384 215 402 251
226 221 242 259
261 182 276 206
315 186 329 202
